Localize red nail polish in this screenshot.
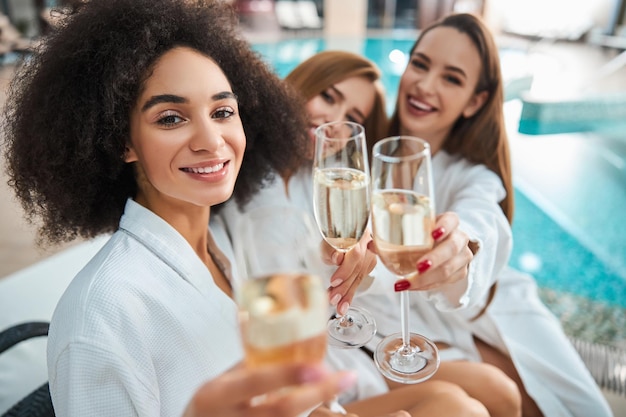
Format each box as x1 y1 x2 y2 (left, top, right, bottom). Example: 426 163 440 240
394 280 411 292
432 227 445 240
417 260 432 274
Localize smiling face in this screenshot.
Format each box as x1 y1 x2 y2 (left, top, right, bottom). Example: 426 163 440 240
305 75 376 150
397 26 487 153
125 47 245 215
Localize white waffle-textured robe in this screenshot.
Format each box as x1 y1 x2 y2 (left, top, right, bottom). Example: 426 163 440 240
47 199 243 416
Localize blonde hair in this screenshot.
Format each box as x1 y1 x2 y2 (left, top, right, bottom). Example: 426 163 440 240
285 50 388 156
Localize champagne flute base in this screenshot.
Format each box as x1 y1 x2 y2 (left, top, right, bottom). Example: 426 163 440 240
327 306 376 349
374 332 440 384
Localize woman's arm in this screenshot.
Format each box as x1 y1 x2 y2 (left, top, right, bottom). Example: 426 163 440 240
416 158 512 312
385 155 512 313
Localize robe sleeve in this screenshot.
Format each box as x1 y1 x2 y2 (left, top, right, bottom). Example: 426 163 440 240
419 153 512 314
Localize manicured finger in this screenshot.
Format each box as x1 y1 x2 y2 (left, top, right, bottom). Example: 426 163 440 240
432 212 458 241
409 237 472 290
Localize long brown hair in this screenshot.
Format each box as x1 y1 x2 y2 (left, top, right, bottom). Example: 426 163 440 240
388 13 514 223
285 50 389 155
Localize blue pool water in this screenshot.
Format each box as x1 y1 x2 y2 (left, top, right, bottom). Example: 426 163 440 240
253 36 626 310
512 188 626 308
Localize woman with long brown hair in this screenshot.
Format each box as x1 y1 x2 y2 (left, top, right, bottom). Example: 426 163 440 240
370 13 611 417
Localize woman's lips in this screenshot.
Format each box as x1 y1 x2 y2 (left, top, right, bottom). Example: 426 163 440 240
180 160 230 182
407 96 435 115
181 162 225 174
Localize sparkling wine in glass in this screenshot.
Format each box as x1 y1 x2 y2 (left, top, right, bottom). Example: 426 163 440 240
370 136 440 384
312 121 376 348
238 273 328 367
234 206 329 367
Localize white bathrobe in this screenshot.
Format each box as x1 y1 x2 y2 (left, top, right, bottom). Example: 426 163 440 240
216 151 612 416
48 200 243 416
360 151 612 417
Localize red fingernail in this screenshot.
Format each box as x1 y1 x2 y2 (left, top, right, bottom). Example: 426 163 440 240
417 260 432 273
432 227 445 240
394 280 411 292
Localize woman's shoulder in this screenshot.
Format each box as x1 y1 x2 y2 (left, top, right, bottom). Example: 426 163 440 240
433 150 506 206
53 232 147 309
48 228 197 351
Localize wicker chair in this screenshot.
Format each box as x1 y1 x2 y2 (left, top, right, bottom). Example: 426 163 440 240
570 337 626 398
0 322 55 417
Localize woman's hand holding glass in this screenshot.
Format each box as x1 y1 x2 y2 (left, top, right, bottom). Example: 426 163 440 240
182 363 356 417
320 231 377 316
391 212 474 292
370 136 440 384
312 121 377 349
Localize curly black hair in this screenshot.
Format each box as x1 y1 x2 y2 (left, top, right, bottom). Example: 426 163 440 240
2 0 309 246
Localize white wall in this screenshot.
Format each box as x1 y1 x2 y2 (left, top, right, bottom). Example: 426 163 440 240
323 0 368 37
484 0 618 37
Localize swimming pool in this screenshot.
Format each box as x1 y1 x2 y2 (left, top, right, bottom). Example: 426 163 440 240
252 36 626 348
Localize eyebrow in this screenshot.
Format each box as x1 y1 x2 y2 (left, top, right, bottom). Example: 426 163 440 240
140 91 237 112
330 85 367 122
413 52 467 79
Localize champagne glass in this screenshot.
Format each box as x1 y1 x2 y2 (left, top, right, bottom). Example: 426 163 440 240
312 121 376 348
234 206 329 367
370 136 440 384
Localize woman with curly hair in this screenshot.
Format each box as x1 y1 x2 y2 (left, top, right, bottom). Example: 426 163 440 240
2 0 357 415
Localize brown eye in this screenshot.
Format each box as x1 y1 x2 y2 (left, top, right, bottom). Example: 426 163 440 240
321 90 335 104
444 75 462 86
212 106 236 120
411 59 428 70
157 114 183 127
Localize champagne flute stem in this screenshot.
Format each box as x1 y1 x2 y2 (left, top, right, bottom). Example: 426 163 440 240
400 289 410 347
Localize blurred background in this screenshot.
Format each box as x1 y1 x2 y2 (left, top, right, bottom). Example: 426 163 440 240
1 0 625 44
1 0 625 414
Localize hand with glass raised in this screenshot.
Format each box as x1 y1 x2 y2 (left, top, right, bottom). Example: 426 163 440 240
323 230 377 316
182 363 356 417
377 212 474 294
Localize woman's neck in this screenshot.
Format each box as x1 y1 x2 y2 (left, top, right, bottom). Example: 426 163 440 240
135 193 233 296
399 127 448 156
280 170 293 198
135 193 210 260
